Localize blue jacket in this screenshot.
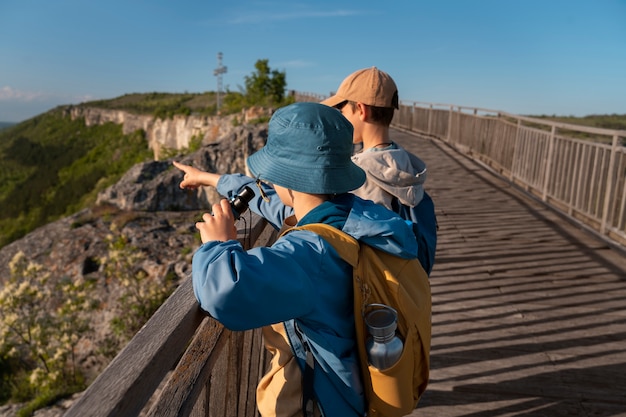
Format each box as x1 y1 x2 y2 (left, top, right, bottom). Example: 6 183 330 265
192 174 419 416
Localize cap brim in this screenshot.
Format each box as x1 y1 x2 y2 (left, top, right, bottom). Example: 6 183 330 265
320 94 346 108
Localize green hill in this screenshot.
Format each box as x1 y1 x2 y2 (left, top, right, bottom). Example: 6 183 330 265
0 87 278 249
530 113 626 131
527 113 626 145
0 59 295 249
0 89 251 248
85 91 222 118
0 105 154 248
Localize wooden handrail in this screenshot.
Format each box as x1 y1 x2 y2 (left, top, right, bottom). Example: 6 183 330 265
392 100 626 248
65 212 277 417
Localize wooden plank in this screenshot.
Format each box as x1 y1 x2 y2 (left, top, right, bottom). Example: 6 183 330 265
225 332 244 415
188 385 208 417
144 318 231 417
208 337 229 417
237 328 265 417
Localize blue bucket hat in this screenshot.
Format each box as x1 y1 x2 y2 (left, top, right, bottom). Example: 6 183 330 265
247 102 366 194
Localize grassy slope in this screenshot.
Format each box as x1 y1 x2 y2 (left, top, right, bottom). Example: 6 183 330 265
0 108 152 247
527 113 626 144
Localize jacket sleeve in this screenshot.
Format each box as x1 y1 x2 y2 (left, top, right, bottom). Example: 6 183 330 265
216 174 294 229
191 231 332 331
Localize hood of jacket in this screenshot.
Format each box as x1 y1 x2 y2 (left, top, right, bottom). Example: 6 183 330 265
352 146 427 207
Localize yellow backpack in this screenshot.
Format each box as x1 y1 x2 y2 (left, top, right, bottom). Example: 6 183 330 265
290 223 432 417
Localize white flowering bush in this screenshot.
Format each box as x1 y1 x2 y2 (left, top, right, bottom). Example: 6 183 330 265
0 251 95 406
1 230 178 412
102 233 176 347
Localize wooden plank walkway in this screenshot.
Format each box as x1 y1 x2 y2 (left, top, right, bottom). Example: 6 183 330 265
390 129 626 417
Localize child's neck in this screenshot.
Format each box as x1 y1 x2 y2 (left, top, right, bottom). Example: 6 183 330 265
361 125 391 151
291 191 330 222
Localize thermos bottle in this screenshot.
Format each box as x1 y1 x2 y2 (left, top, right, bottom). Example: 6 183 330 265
364 304 403 370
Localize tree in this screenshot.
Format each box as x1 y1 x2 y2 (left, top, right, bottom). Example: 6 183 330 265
243 59 289 107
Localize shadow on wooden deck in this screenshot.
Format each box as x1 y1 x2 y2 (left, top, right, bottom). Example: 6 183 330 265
391 129 626 417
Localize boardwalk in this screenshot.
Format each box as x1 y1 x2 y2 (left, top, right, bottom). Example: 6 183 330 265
390 129 626 417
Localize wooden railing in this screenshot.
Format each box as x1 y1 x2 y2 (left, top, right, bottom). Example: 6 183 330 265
64 96 625 416
393 101 626 247
65 213 278 417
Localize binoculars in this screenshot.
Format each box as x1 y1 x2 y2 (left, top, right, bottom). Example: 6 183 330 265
230 186 255 219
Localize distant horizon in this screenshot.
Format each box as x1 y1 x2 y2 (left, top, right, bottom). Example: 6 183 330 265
2 90 626 126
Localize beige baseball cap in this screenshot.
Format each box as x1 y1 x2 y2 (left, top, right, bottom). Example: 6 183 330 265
321 67 399 109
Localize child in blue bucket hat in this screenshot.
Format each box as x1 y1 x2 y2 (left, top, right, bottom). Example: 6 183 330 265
175 102 419 417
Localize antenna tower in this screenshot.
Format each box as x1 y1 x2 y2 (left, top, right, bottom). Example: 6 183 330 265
213 52 227 113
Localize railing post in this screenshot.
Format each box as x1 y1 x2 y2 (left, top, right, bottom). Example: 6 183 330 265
542 126 557 202
447 105 454 142
427 104 433 135
510 119 522 182
600 134 619 236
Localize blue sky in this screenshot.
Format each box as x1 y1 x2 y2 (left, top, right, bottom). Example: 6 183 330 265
1 0 625 122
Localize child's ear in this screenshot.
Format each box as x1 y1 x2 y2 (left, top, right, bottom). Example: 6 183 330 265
357 102 369 121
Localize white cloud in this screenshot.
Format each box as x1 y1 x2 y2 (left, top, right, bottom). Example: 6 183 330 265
228 9 361 24
278 60 314 68
0 86 94 103
0 86 46 102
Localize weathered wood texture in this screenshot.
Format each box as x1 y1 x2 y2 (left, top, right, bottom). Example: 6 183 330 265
391 129 626 417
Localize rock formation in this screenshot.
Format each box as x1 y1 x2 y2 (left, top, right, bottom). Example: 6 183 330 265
0 120 268 417
64 106 271 159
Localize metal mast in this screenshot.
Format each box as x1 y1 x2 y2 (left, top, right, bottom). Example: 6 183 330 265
213 52 227 114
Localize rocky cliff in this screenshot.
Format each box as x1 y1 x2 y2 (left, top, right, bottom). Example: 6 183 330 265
65 105 270 159
0 122 268 417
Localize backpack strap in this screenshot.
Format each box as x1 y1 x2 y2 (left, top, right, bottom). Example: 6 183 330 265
284 320 317 417
302 349 316 417
283 223 359 267
280 224 361 417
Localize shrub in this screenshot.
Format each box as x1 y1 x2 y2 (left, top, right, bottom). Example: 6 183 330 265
102 233 176 347
0 252 96 409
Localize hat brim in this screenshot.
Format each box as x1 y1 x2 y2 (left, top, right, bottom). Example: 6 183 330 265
247 147 366 195
320 94 347 108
